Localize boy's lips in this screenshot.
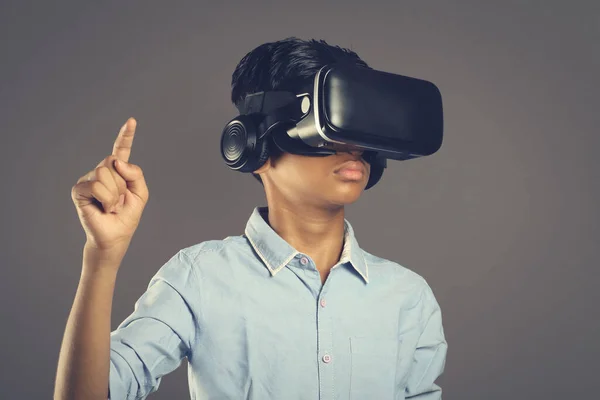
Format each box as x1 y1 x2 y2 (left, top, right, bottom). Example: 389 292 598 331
334 160 366 174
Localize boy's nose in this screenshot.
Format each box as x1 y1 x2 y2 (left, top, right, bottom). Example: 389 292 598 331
331 143 364 155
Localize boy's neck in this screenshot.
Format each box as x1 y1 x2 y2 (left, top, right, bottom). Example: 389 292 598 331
262 204 346 283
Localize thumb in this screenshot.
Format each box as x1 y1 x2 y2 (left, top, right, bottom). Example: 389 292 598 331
114 159 149 202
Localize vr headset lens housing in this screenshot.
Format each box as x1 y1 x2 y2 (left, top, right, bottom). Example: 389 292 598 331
290 64 444 161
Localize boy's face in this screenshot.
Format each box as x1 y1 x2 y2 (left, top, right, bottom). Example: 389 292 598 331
254 143 371 209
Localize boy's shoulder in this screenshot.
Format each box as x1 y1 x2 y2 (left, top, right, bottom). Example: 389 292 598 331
177 235 245 262
360 247 430 288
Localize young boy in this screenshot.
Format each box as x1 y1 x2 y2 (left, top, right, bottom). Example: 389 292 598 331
56 37 447 400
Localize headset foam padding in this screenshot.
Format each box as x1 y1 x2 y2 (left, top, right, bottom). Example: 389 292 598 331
238 135 269 174
253 137 270 172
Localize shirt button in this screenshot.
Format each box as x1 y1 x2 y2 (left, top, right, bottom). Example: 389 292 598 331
322 354 331 363
300 257 308 265
320 299 327 307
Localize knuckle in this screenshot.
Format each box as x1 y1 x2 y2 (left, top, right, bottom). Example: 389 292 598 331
98 166 113 180
93 168 103 181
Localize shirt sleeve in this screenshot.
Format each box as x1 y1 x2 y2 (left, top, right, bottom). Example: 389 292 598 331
108 250 198 400
404 283 448 399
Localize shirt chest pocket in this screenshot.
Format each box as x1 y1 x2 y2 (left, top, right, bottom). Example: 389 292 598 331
349 336 400 400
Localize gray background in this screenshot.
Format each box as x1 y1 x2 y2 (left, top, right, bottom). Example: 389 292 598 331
1 1 598 399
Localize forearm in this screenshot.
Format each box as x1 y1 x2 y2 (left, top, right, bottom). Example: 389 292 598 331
54 246 123 400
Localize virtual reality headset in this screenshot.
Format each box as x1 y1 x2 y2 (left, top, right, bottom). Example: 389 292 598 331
220 63 444 190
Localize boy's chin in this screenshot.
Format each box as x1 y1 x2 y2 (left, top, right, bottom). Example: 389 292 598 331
325 188 365 204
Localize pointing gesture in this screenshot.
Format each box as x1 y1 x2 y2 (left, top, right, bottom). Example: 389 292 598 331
71 118 150 257
112 118 135 162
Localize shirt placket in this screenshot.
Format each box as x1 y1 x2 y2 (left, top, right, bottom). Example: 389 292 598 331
295 253 336 400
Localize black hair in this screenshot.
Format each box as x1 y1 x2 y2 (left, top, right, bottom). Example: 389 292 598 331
230 37 370 186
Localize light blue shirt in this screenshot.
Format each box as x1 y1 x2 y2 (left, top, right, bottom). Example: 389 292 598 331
109 206 447 399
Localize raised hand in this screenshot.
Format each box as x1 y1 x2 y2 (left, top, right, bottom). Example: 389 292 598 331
71 118 149 257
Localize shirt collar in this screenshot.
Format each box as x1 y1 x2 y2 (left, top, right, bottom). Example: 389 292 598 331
243 206 369 283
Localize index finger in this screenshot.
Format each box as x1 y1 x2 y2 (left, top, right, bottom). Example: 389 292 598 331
112 118 137 162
